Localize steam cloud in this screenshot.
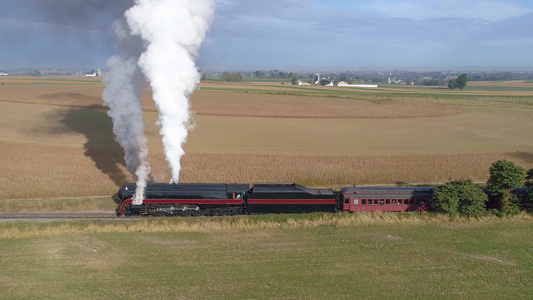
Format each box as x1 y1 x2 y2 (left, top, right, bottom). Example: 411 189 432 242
103 0 214 204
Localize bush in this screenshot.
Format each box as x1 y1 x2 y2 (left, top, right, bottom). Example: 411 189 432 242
486 160 525 214
432 180 488 218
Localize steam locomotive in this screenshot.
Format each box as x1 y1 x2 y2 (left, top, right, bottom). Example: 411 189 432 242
116 183 440 216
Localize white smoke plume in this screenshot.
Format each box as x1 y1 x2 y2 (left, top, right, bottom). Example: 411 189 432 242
103 0 214 204
102 19 151 205
125 0 214 184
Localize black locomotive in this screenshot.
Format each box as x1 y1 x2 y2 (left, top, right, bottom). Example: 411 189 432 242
116 183 337 216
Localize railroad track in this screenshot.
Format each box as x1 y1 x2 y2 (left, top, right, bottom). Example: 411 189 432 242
0 211 119 221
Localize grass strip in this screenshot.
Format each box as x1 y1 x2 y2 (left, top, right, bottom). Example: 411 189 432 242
0 213 531 299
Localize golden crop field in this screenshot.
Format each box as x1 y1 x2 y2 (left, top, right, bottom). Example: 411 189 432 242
1 76 533 199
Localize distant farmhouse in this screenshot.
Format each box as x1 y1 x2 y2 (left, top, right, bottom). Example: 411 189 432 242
296 73 378 88
85 69 101 77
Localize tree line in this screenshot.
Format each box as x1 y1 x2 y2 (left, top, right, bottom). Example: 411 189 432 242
431 160 533 218
204 69 531 89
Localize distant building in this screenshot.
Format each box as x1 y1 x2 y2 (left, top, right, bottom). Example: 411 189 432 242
85 69 101 77
337 81 378 88
297 80 311 86
0 71 8 76
314 73 320 85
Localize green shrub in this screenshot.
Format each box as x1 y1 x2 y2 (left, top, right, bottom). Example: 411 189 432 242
432 180 488 218
486 160 525 214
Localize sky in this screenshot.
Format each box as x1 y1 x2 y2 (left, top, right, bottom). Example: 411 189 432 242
1 0 532 71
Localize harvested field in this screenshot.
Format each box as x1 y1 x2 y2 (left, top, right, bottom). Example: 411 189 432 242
1 78 463 119
190 92 463 118
1 77 533 199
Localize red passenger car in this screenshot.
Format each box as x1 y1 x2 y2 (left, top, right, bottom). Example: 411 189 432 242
340 187 434 212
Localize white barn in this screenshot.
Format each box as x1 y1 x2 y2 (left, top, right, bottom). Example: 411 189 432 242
337 81 378 88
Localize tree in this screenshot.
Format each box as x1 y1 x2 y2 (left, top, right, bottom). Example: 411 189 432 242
456 74 469 90
486 160 525 214
448 80 457 89
319 79 331 86
338 74 348 83
221 72 243 82
252 71 266 78
432 180 488 218
456 181 488 217
290 76 299 85
448 73 469 90
432 182 460 218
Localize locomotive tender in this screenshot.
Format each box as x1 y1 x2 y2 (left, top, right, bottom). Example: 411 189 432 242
116 183 438 217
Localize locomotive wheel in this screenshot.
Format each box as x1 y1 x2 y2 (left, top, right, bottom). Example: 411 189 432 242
124 204 132 217
190 209 202 217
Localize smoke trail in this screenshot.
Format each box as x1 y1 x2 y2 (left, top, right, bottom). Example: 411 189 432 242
103 0 214 203
102 20 150 205
125 0 214 184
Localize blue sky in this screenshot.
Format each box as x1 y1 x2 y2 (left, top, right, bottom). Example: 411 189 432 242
1 0 532 71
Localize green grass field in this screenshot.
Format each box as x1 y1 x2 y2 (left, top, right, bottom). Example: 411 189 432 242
1 213 532 299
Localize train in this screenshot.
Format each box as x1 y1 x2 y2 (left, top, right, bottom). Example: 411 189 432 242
115 183 450 216
116 182 530 217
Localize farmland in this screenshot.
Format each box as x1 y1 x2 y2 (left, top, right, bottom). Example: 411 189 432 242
1 76 533 199
2 76 533 299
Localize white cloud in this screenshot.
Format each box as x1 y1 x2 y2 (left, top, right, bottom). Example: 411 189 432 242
366 0 532 22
